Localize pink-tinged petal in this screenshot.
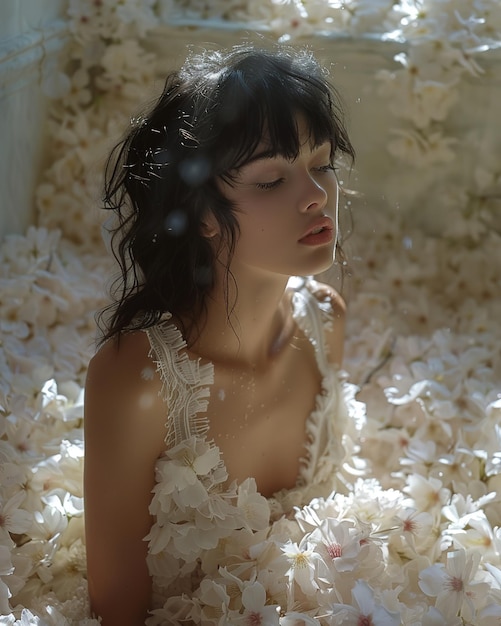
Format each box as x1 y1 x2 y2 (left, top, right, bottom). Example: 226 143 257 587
435 588 462 620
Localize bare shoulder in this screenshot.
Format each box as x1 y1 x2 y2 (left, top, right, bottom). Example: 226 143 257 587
85 331 166 457
306 279 346 367
86 331 157 396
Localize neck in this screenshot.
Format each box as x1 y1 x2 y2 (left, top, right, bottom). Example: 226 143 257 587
188 266 294 369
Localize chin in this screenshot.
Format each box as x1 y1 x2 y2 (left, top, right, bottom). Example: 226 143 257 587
300 252 336 277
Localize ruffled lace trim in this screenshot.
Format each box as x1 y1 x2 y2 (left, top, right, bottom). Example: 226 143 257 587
145 315 214 448
289 281 341 485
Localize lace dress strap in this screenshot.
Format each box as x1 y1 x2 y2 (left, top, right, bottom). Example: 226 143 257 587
145 316 214 448
291 278 334 374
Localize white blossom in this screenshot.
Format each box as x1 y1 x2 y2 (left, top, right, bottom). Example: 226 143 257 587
419 550 490 620
327 579 401 625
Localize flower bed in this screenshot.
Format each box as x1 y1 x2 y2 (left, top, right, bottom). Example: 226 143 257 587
1 1 501 623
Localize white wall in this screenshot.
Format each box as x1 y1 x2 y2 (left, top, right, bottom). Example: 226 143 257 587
0 0 68 238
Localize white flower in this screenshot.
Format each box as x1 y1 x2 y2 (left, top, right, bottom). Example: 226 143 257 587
445 513 498 557
0 227 61 274
392 508 435 552
148 594 195 626
234 581 280 626
153 436 224 508
67 0 138 44
280 612 318 626
0 492 33 543
477 602 501 626
116 0 159 37
308 518 362 573
281 539 318 596
431 446 480 487
421 606 462 625
419 550 490 620
201 527 269 575
404 475 451 512
61 67 92 110
413 79 459 129
441 493 496 528
400 438 440 472
95 39 157 96
0 608 46 625
44 539 88 604
327 579 400 625
387 129 457 167
347 0 402 36
195 577 231 625
0 544 15 614
31 503 68 542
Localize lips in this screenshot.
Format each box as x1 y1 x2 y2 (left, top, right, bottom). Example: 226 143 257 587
298 216 334 243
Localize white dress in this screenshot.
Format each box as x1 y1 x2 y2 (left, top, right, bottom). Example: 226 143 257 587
142 279 355 624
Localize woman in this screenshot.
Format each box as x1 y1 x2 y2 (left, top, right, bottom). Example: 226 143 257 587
84 43 355 624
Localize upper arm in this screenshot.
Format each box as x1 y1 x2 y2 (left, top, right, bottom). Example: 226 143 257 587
84 332 166 625
307 279 346 367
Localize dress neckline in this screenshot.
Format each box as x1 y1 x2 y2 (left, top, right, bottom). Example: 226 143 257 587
146 282 332 499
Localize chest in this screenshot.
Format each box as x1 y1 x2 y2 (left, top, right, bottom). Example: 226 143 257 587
205 338 322 497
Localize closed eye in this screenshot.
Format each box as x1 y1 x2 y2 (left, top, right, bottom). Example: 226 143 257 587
256 178 284 190
313 164 336 173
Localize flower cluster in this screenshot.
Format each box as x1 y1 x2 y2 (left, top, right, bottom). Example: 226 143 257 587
0 226 109 623
36 0 160 251
164 0 410 39
148 476 501 624
1 0 501 624
373 1 501 237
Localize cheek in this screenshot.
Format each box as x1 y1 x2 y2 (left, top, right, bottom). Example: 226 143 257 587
237 217 272 244
234 211 285 258
236 199 277 230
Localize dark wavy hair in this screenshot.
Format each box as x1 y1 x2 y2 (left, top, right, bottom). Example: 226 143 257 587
98 44 355 345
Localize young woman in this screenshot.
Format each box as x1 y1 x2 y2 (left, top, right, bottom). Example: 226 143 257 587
84 43 355 624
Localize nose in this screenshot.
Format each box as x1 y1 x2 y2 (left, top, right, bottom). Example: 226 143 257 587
299 172 330 213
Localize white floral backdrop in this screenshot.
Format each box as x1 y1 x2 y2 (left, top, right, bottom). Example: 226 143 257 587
1 1 501 624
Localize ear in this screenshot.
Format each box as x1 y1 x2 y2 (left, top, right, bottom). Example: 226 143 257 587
200 211 220 239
